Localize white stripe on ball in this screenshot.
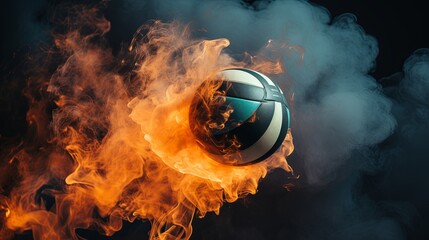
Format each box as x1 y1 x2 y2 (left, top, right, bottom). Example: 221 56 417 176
238 101 283 164
220 69 264 88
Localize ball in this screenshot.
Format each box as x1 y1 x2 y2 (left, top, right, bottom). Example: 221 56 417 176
189 68 290 165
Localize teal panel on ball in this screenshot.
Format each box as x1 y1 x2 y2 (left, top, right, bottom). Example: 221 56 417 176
224 96 261 123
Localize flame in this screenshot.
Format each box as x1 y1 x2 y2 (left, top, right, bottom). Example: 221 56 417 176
188 79 243 163
0 6 295 240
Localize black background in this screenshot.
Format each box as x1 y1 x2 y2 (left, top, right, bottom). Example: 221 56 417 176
1 0 429 239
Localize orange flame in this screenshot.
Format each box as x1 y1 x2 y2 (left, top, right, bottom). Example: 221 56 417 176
188 78 244 163
0 7 295 240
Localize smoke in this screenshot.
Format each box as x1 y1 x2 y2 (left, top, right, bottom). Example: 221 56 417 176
111 0 396 184
1 0 428 239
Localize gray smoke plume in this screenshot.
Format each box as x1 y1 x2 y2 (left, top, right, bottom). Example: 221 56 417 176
111 0 396 184
106 1 429 239
1 0 428 239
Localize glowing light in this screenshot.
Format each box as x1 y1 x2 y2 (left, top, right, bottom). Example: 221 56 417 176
2 207 11 218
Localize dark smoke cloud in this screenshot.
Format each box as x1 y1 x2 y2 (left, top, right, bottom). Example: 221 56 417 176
1 0 429 239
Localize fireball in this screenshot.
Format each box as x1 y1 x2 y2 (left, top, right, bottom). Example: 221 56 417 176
0 9 296 240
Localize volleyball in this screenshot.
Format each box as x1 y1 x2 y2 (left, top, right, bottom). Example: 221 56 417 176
189 68 290 165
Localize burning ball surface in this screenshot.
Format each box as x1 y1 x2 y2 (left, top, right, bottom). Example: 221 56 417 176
189 68 290 165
